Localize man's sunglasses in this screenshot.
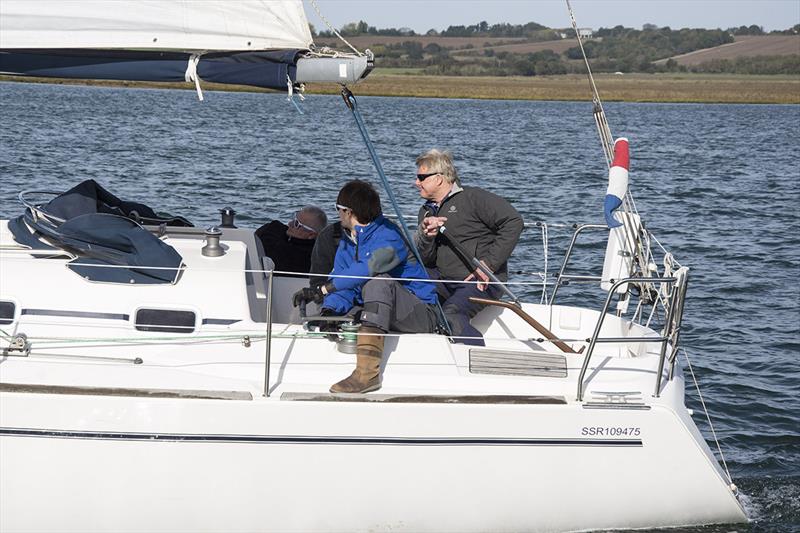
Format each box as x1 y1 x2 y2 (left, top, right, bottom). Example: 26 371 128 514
335 203 350 212
289 212 317 233
416 172 441 181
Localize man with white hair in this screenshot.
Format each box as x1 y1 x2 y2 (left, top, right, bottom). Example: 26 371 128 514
255 205 327 274
413 149 523 346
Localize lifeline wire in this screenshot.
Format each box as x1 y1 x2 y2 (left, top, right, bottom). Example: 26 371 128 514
0 254 668 287
682 347 734 485
15 326 592 349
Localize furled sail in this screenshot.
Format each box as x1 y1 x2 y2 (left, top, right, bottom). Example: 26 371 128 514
0 0 313 51
0 0 371 90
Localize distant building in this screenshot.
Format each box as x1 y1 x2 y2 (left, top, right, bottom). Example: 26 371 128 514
578 27 593 40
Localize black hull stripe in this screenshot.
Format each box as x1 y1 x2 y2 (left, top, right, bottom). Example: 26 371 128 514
0 428 642 447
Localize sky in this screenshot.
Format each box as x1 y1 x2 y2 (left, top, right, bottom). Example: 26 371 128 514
307 0 800 33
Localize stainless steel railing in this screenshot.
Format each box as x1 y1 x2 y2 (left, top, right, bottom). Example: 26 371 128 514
575 276 674 401
549 222 689 401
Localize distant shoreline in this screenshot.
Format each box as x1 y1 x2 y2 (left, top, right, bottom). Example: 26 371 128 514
1 72 798 104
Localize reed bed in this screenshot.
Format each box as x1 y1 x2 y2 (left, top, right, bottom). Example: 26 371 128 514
308 73 800 104
2 73 797 104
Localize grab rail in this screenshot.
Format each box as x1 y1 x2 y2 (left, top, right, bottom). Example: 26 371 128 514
18 190 65 225
576 275 678 402
549 223 606 303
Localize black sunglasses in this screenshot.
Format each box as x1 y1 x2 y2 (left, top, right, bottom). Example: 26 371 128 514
416 172 440 181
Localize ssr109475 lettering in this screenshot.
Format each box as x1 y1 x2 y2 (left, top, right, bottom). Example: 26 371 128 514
581 426 641 437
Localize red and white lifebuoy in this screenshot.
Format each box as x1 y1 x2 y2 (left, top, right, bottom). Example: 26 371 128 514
603 137 629 228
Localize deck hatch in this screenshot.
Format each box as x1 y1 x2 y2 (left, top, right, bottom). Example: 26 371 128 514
0 301 15 324
469 348 568 378
134 309 196 333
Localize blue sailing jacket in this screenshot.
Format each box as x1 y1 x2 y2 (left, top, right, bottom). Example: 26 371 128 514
322 215 437 314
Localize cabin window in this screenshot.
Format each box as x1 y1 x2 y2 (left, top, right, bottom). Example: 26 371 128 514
0 301 15 325
134 309 196 334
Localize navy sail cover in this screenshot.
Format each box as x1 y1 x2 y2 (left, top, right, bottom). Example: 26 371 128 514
10 180 189 284
0 49 302 90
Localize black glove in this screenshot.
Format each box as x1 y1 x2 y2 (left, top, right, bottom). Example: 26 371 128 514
308 308 340 341
292 286 324 307
317 308 341 333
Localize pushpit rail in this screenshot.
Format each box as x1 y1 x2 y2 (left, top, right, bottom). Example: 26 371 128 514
575 274 687 402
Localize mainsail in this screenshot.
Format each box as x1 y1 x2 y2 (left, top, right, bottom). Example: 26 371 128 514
0 0 371 91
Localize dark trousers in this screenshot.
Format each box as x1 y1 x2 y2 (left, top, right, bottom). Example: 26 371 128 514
360 275 438 334
429 269 502 346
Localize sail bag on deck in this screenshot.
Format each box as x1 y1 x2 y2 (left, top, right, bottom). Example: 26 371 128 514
10 180 186 285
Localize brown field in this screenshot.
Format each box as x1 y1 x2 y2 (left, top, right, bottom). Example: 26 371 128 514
315 35 527 49
451 39 576 56
2 73 798 104
308 73 800 104
657 35 800 65
315 35 577 57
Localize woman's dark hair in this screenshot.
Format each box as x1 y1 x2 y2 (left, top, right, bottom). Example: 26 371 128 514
336 180 382 223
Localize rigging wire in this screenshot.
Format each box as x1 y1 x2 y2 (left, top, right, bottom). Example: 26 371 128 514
565 0 658 312
565 0 613 165
307 0 363 56
682 347 735 487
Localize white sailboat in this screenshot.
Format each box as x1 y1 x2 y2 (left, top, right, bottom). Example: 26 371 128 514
0 1 747 531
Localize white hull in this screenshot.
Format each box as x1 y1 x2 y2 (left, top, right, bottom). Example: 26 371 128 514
1 388 744 533
0 221 746 531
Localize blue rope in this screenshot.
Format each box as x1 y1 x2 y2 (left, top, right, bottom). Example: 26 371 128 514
289 95 304 115
341 88 452 336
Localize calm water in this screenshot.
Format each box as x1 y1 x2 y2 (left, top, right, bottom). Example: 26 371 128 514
1 82 798 531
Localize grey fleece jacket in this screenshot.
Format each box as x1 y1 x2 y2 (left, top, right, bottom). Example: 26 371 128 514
414 184 523 281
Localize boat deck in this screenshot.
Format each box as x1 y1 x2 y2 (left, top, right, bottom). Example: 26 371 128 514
0 218 677 407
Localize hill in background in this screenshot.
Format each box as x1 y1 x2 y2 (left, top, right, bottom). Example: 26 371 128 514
315 21 800 76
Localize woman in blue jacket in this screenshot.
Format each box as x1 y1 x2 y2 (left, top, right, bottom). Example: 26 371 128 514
293 180 438 393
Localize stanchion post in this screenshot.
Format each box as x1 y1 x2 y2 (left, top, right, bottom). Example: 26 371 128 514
262 271 274 397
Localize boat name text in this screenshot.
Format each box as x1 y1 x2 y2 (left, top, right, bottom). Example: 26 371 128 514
581 426 641 437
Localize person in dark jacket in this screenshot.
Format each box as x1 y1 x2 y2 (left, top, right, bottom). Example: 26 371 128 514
413 149 523 346
255 206 327 274
308 221 342 288
293 180 438 393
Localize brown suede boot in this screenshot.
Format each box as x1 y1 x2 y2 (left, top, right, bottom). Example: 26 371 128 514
330 326 384 393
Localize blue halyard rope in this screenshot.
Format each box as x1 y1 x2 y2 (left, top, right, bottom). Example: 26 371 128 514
341 88 452 336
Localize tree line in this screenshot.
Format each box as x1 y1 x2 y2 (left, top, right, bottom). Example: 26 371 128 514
315 20 800 39
314 20 800 76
